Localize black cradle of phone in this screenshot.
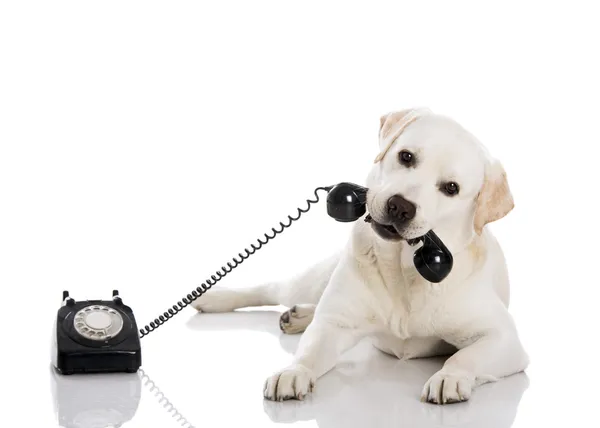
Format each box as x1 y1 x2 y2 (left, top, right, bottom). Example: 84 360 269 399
53 290 141 375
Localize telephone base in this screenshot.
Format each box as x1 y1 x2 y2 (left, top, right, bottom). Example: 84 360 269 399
53 291 142 375
55 351 142 375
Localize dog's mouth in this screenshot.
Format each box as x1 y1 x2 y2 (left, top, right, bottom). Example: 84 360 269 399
364 214 421 245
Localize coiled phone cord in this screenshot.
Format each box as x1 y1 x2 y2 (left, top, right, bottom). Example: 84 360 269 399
138 185 333 338
139 368 196 428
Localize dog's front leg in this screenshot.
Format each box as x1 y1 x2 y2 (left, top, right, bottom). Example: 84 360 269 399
264 255 376 401
422 317 529 404
263 318 366 401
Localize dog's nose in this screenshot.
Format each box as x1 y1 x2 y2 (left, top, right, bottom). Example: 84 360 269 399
387 195 416 222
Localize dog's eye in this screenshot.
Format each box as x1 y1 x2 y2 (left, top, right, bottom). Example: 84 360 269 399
441 182 460 196
398 150 414 166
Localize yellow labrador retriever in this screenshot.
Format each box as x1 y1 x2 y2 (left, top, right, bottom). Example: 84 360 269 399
193 108 528 404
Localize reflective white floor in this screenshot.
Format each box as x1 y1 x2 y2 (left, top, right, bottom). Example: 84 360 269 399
46 309 535 428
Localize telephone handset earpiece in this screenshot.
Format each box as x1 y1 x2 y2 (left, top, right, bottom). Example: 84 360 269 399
326 182 368 222
326 182 453 283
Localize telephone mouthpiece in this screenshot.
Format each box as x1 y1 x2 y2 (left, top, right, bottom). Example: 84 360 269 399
413 230 453 283
326 182 368 222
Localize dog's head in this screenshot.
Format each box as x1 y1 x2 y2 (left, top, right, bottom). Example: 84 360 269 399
366 109 513 244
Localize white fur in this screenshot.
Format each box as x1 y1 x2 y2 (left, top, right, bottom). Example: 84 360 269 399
193 110 528 404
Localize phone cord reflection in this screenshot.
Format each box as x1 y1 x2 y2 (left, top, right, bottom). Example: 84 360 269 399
138 186 334 338
139 368 195 428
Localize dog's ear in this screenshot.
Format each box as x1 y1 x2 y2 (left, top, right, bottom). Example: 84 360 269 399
473 160 514 234
379 113 390 131
375 109 424 162
378 110 414 141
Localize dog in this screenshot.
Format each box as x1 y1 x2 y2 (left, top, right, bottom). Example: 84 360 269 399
192 108 529 404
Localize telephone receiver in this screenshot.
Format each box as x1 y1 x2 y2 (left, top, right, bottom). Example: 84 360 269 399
325 182 453 283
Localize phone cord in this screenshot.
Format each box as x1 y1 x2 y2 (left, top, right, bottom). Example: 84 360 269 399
138 185 333 338
139 368 196 428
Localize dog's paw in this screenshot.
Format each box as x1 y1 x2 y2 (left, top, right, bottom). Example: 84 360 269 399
279 305 315 334
263 364 316 401
421 369 474 404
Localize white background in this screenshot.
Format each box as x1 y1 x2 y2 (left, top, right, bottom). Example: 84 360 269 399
1 1 598 427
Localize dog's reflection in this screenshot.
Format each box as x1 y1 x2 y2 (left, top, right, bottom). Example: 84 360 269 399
187 310 529 428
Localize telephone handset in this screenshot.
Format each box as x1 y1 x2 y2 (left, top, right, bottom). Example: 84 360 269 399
52 182 452 375
325 182 453 283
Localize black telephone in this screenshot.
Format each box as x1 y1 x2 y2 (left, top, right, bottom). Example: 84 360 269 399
53 290 141 375
52 182 452 375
